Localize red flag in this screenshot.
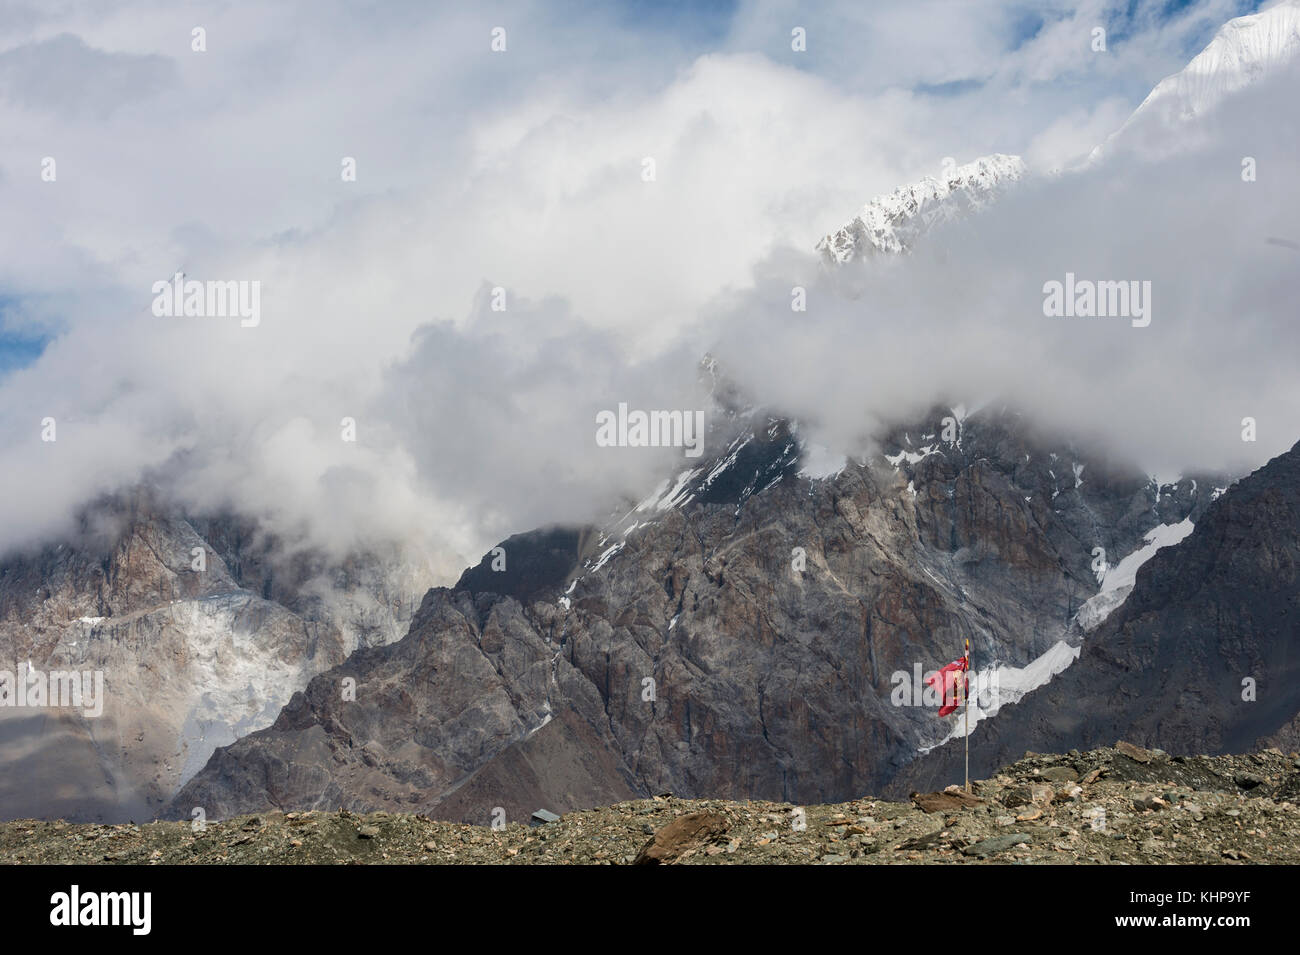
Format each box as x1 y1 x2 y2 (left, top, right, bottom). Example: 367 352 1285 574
926 656 969 717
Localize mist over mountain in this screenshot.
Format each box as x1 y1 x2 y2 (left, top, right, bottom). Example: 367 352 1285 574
1 1 1296 576
2 1 1299 831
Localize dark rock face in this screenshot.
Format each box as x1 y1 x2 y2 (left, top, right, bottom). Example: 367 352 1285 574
171 586 637 824
171 406 1226 823
455 527 590 606
890 440 1300 796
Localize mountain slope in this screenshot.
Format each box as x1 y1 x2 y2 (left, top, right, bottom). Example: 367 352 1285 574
890 439 1300 796
169 404 1215 823
1090 0 1300 161
0 491 432 822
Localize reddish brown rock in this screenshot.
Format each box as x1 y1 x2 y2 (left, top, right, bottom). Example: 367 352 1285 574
633 811 730 865
911 790 984 813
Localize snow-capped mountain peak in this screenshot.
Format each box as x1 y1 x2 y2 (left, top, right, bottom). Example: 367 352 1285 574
1090 0 1300 161
817 154 1026 264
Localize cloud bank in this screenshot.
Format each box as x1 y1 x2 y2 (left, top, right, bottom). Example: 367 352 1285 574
0 0 1291 577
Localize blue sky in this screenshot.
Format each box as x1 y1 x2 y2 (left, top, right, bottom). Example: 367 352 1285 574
0 327 46 377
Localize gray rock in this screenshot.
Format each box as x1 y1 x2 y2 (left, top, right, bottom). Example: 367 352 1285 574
963 833 1030 858
1040 767 1079 783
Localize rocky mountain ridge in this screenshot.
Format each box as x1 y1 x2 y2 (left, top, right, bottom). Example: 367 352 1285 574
816 154 1027 264
168 401 1224 824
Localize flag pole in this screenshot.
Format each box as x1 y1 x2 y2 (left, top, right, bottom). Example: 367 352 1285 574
963 636 970 794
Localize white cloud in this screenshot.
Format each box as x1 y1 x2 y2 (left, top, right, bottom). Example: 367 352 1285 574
0 0 1291 573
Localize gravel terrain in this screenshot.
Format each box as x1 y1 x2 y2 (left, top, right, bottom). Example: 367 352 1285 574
3 744 1297 864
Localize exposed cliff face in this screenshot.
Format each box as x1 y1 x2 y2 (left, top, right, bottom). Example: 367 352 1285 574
889 440 1300 797
0 491 433 822
170 405 1217 824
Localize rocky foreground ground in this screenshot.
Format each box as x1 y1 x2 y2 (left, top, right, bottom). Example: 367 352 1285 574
2 744 1298 864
